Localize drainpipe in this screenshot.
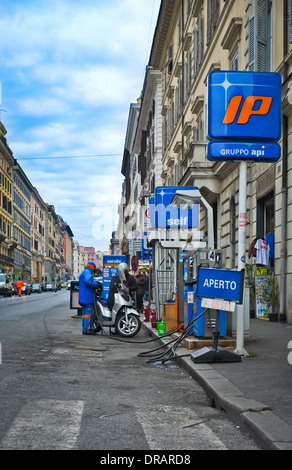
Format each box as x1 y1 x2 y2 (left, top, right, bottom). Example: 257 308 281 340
177 0 185 322
279 118 287 322
280 0 288 322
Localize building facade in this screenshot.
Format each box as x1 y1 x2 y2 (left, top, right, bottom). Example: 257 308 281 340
60 218 74 281
119 0 292 325
12 163 33 281
31 188 46 282
0 123 14 275
0 123 83 285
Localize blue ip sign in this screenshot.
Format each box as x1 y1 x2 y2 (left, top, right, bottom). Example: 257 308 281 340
208 71 281 141
207 71 281 162
197 267 245 303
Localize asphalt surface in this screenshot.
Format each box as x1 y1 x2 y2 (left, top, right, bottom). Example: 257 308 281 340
143 317 292 450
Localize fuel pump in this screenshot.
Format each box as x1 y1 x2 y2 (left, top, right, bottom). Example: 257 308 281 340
183 249 227 338
183 252 197 333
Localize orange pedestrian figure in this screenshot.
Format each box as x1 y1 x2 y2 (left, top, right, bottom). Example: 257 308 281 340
15 280 25 297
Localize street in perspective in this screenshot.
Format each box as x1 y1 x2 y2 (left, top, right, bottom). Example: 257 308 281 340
2 0 292 457
0 289 261 452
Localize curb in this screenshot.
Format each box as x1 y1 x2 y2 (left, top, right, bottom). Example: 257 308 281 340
142 321 292 450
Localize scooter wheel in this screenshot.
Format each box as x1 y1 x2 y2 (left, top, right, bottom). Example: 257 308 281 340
116 312 141 337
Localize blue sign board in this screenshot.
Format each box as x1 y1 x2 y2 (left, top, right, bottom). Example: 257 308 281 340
149 186 200 229
141 234 152 260
208 71 281 142
207 141 281 162
197 267 244 303
102 255 127 299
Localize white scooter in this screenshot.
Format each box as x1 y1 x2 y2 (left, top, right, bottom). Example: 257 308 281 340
93 263 141 337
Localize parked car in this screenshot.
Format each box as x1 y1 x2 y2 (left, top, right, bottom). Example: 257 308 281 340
66 280 74 290
21 283 32 295
31 283 42 293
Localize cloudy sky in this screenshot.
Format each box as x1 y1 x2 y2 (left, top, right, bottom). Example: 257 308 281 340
0 0 160 251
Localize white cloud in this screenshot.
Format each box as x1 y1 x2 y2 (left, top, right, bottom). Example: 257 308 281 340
18 98 70 117
0 0 160 249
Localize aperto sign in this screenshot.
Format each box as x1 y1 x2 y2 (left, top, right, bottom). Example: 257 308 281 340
207 71 281 162
197 267 245 303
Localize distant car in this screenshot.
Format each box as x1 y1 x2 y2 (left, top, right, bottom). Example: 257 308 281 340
21 283 32 295
45 283 57 291
0 273 14 297
31 283 42 293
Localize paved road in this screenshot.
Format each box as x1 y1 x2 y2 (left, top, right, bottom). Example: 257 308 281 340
0 290 261 451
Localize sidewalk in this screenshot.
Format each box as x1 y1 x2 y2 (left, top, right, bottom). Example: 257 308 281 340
142 317 292 450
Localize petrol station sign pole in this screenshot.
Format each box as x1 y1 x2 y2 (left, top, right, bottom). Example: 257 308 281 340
235 161 248 356
207 70 281 356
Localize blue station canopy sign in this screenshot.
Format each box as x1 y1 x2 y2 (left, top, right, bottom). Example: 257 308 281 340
197 267 245 303
207 71 281 162
149 186 200 229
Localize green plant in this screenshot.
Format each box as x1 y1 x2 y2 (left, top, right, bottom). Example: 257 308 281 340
261 275 279 313
245 263 255 291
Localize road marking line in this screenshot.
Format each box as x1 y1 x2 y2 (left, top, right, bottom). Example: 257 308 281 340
0 399 84 450
136 405 227 450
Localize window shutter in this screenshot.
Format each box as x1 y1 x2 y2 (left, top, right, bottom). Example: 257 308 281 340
167 45 173 74
193 29 198 76
257 0 268 71
248 16 255 71
289 0 292 42
198 15 203 67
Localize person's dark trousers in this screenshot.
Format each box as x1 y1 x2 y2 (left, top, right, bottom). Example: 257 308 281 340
136 294 143 312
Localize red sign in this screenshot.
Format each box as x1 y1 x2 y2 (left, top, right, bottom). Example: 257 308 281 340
131 255 138 272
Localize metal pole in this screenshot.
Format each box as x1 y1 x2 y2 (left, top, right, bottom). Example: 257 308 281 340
234 161 248 356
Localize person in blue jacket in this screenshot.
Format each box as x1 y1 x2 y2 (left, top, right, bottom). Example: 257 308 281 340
79 262 98 334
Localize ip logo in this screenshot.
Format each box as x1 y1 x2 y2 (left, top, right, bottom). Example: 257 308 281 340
208 71 281 142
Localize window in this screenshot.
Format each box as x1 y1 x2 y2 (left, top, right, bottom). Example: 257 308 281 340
207 0 219 44
230 51 239 71
248 0 272 72
193 14 203 76
167 45 173 75
256 191 274 239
